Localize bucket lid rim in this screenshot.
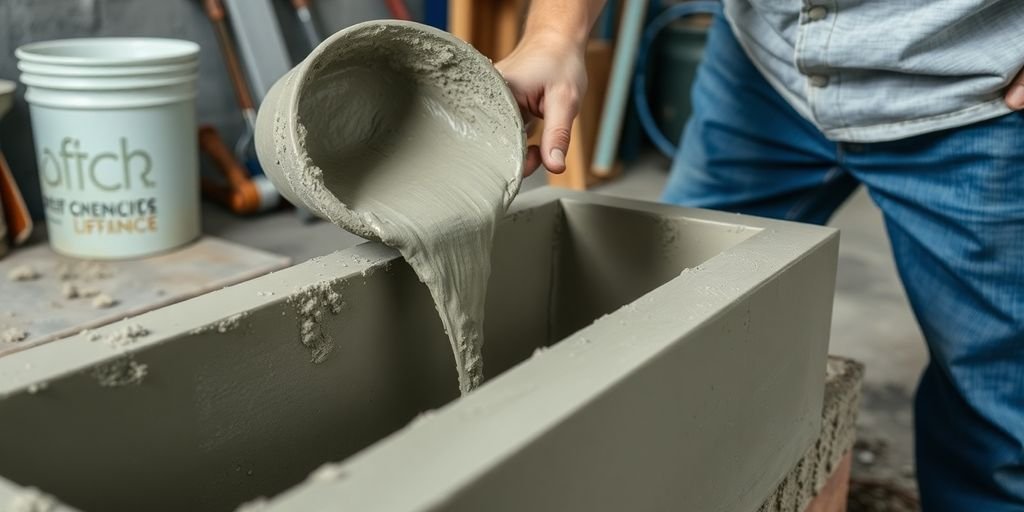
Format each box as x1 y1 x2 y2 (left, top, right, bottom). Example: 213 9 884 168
17 60 198 78
20 72 198 91
16 38 199 67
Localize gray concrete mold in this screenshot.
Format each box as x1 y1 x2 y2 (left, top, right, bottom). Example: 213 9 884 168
0 188 839 511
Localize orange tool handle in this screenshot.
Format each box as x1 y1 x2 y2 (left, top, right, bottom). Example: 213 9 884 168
385 0 412 21
198 125 263 215
0 150 32 245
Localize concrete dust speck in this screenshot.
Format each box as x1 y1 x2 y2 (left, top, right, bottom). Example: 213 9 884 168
60 283 79 299
60 283 101 300
308 462 347 482
7 265 39 282
2 327 28 343
215 313 247 333
101 323 149 347
91 293 118 309
92 357 148 387
188 312 251 335
57 260 114 281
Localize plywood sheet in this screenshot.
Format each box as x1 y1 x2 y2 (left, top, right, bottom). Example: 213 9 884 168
0 236 289 356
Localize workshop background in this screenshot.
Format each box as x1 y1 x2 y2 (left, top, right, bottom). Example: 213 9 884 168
0 1 927 511
0 0 429 218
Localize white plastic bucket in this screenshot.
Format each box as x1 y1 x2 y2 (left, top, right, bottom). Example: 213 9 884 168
17 38 200 259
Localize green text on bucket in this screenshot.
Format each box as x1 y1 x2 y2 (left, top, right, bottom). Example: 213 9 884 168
39 137 155 192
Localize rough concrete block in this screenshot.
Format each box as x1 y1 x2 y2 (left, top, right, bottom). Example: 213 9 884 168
760 357 864 512
0 188 839 511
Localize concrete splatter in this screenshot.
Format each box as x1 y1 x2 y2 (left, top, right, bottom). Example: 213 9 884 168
290 281 346 363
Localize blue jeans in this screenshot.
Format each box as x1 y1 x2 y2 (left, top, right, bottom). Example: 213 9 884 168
664 14 1024 511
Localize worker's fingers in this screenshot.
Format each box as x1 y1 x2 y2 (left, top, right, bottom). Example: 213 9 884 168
524 117 538 137
1005 67 1024 110
539 86 579 174
523 145 542 177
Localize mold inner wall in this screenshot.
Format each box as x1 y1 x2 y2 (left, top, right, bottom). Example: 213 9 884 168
0 199 755 512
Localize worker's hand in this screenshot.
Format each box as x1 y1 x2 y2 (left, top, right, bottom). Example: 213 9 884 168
496 33 587 176
1006 66 1024 110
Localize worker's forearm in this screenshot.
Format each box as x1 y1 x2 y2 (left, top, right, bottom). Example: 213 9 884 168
521 0 607 50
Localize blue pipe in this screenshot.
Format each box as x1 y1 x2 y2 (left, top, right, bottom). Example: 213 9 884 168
633 1 720 158
424 0 447 30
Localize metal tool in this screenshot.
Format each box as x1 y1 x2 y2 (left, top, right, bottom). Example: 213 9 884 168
224 0 293 103
202 0 280 213
291 0 323 48
204 0 257 166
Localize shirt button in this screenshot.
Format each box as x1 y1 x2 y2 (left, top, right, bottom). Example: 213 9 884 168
809 74 830 87
807 6 828 21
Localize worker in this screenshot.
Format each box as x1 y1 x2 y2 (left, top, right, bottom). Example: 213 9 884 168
496 1 1024 510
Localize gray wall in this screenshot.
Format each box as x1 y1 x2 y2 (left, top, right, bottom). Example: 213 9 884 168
0 0 423 218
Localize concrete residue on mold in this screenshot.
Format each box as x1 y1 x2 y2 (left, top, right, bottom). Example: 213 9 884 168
289 282 345 363
92 356 148 387
99 323 149 347
214 313 247 333
264 22 524 393
308 461 347 482
187 312 251 336
5 487 57 512
82 322 149 347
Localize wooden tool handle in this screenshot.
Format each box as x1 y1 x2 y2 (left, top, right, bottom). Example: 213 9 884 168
199 125 249 188
385 0 412 21
202 0 225 21
198 125 263 214
0 150 33 245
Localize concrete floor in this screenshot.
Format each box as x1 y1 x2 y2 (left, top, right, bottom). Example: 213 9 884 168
204 152 928 499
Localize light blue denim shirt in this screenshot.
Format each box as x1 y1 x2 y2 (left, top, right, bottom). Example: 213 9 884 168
722 0 1024 142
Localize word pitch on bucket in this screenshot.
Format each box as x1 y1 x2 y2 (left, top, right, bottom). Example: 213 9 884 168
17 37 200 259
39 136 154 192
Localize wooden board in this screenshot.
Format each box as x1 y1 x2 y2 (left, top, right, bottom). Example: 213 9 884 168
0 236 289 356
805 452 852 512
